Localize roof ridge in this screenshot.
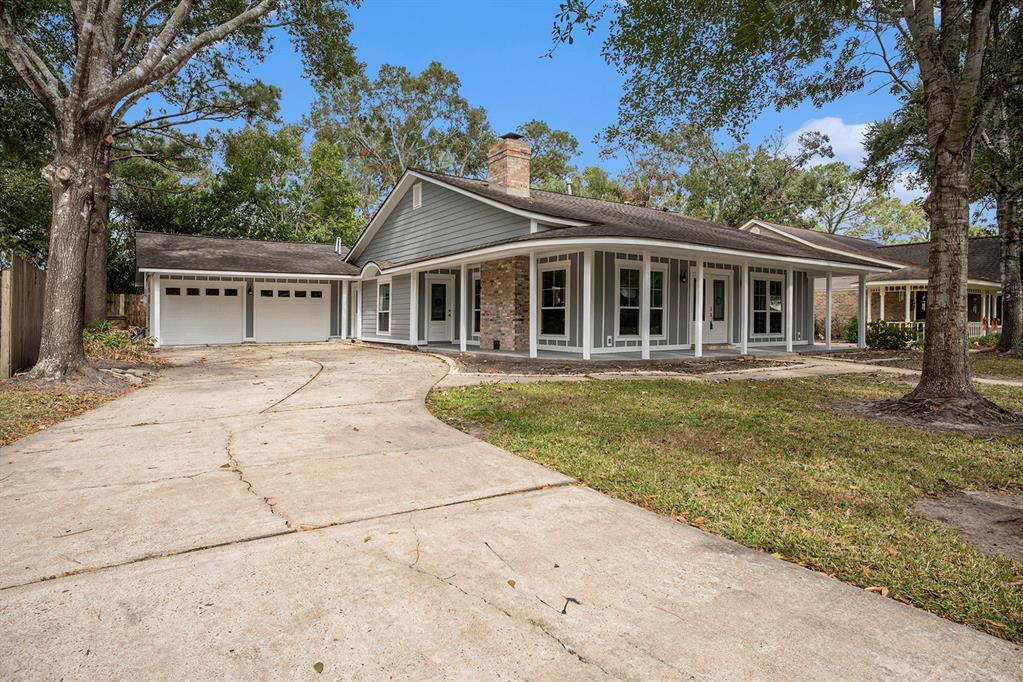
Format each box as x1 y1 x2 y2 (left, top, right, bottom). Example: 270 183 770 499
136 230 344 249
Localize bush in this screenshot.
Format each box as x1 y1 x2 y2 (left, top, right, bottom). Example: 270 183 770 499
973 333 1000 348
83 322 154 363
865 320 918 350
843 316 859 344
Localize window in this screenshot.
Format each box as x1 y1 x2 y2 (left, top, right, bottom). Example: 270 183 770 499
260 289 273 297
752 277 783 335
224 288 238 297
377 281 391 334
205 288 219 296
616 263 667 337
295 290 307 298
412 182 423 209
277 290 291 298
165 287 181 296
540 265 568 337
472 274 482 335
311 290 323 298
186 287 199 296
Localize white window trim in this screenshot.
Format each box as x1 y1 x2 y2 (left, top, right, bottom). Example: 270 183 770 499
538 260 571 341
377 276 392 336
471 271 481 337
615 259 667 340
750 273 784 338
412 182 423 209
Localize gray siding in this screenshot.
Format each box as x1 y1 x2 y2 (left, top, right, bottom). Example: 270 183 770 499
359 275 411 342
358 181 530 265
593 252 689 349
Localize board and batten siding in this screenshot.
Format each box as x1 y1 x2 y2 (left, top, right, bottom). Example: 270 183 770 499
359 274 411 342
592 252 690 350
358 181 531 265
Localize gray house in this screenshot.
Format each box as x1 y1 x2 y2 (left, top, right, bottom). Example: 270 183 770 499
137 134 897 358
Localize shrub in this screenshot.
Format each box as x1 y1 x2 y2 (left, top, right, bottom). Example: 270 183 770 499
972 333 1000 348
83 322 154 363
865 320 918 350
843 316 859 344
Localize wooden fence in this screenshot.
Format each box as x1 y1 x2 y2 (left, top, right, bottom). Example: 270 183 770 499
106 293 147 329
1 254 46 378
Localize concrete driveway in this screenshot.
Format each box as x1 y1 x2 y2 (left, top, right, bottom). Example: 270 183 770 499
1 343 1020 680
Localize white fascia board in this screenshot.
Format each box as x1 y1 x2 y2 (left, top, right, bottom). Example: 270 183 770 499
373 236 893 277
346 170 591 262
139 267 357 280
866 278 1000 288
740 219 905 269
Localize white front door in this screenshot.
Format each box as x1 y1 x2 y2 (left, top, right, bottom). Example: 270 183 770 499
426 276 454 342
703 274 730 344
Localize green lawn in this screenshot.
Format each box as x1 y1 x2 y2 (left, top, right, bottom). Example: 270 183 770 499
0 390 108 447
428 376 1023 642
831 349 1023 380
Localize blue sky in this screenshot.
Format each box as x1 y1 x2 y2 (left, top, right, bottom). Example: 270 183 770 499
255 0 912 194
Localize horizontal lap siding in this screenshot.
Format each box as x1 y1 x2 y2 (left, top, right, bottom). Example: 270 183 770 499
360 275 410 342
358 182 531 265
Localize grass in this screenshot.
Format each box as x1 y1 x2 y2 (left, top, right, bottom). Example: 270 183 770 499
0 389 110 447
428 376 1023 643
832 349 1023 380
83 322 155 364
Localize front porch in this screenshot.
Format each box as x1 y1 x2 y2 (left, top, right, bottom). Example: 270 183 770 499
420 341 856 361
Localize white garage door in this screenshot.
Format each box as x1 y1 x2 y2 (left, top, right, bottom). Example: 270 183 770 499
254 282 330 343
161 281 244 346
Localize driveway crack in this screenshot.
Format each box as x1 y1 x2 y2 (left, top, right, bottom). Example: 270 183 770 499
224 429 291 529
260 360 324 414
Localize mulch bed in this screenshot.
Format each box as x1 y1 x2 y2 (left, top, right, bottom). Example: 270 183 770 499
449 353 791 376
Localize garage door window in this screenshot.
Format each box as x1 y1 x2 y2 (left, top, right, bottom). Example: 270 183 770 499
206 288 219 296
377 281 391 334
311 290 323 298
278 290 290 298
166 287 180 296
187 288 199 296
295 290 307 298
260 289 273 297
225 288 238 296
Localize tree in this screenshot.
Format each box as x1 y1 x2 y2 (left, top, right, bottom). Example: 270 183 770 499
552 0 1021 423
0 1 357 380
312 61 496 216
516 119 580 187
802 163 871 235
855 195 930 244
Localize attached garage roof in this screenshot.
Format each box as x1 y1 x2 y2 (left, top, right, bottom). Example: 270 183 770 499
136 231 358 277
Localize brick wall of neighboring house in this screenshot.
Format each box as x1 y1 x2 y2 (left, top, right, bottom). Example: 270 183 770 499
479 255 530 351
815 288 912 339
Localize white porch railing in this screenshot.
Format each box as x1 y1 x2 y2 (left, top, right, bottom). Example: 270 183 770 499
888 320 998 341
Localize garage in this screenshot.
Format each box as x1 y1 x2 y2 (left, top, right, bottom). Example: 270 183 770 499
254 281 331 343
160 280 245 346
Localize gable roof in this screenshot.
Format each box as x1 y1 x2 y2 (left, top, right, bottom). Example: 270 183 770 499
135 231 358 277
875 237 1002 283
350 169 892 270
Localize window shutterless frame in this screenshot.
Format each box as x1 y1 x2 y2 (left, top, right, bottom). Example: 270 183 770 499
538 260 570 340
615 260 667 340
377 278 392 335
750 273 785 337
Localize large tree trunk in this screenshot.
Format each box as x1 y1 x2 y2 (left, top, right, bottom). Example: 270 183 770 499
83 135 113 328
28 118 105 380
997 193 1023 353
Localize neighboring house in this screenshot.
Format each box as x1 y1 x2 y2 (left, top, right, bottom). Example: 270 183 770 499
739 220 1007 339
136 134 897 357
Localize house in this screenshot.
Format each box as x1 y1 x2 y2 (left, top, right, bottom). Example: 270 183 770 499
739 220 1007 339
136 134 898 358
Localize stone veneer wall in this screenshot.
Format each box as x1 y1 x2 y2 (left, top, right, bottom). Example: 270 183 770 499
479 256 530 351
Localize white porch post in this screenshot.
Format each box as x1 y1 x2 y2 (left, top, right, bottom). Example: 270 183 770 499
341 280 350 340
879 288 886 321
825 272 833 351
785 267 794 352
152 274 162 348
904 285 911 322
355 282 363 340
528 252 538 358
694 259 704 357
981 290 988 327
641 251 651 359
459 263 468 352
740 262 749 355
866 285 872 322
583 250 593 360
408 271 418 345
857 274 867 348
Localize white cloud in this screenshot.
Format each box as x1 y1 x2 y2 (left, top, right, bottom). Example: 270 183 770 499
783 116 869 167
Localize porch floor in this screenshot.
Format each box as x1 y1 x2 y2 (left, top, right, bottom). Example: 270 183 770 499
420 342 856 361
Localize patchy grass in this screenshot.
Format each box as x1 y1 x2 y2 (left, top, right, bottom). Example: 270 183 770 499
429 376 1023 642
826 349 1023 381
0 389 110 447
84 323 155 365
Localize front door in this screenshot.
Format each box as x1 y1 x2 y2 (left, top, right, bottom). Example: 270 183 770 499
427 276 454 342
703 275 729 344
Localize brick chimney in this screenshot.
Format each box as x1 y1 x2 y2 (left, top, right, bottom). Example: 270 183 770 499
487 133 531 197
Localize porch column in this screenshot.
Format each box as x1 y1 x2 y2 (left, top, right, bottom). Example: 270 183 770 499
355 282 363 340
904 285 911 322
740 262 749 355
641 251 651 360
582 250 593 360
857 274 867 349
152 274 161 348
528 252 538 358
879 288 886 321
825 272 833 351
785 267 794 353
866 285 872 322
694 259 704 357
341 280 350 340
981 290 988 328
459 263 468 352
408 271 418 345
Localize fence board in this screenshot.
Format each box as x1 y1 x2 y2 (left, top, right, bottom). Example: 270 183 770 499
1 254 46 378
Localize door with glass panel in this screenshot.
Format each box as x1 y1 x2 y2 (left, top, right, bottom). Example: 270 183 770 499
426 275 454 342
702 274 730 344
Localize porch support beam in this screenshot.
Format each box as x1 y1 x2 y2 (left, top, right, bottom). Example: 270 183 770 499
408 271 418 345
785 267 794 353
582 250 593 360
825 272 833 351
740 262 749 355
341 281 350 340
459 263 468 352
879 288 886 321
867 284 872 322
905 284 911 322
152 274 162 348
857 274 867 349
529 252 538 358
694 259 704 358
641 251 651 360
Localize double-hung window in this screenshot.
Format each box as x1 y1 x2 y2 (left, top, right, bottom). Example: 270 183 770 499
617 263 666 337
752 277 783 335
540 264 568 337
472 273 482 335
377 280 391 334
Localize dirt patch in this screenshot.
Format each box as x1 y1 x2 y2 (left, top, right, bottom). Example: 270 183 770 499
833 396 1023 435
914 491 1023 562
450 353 791 376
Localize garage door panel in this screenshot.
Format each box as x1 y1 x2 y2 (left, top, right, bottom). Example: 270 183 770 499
161 281 244 346
254 283 330 343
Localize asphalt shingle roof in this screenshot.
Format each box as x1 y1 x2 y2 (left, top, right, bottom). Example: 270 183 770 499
877 237 1002 282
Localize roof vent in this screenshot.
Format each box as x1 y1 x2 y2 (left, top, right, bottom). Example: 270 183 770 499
335 237 343 255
